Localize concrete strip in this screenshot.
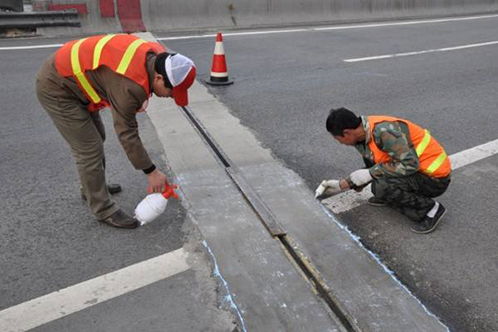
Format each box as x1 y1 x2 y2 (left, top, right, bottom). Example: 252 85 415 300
139 26 341 332
0 248 190 332
323 138 498 214
184 79 448 331
344 40 498 62
145 93 342 332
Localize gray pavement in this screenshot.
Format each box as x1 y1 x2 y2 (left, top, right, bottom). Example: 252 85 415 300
0 39 236 331
158 15 498 332
2 14 498 332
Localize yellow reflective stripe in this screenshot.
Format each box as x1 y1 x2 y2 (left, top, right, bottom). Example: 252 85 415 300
416 129 431 156
426 151 447 174
116 39 146 75
93 34 115 69
71 38 101 103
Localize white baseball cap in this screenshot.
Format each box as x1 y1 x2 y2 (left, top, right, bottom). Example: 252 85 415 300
164 53 196 106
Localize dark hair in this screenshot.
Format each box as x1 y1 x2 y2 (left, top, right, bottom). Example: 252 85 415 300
326 107 361 136
154 52 173 88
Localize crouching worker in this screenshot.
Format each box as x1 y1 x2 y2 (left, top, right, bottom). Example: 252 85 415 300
316 107 451 234
36 34 196 229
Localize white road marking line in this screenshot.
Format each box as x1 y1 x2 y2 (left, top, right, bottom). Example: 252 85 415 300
157 13 498 41
0 248 190 332
0 43 63 51
1 14 497 50
315 13 498 31
323 138 498 214
344 40 498 62
157 28 308 41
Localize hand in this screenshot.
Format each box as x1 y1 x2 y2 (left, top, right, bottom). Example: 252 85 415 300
349 169 373 187
315 179 342 200
147 169 168 193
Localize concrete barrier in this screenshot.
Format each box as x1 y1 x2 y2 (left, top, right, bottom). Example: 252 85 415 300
141 0 498 33
33 0 498 37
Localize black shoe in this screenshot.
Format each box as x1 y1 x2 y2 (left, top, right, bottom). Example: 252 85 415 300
98 209 139 229
81 184 122 201
411 203 446 234
368 196 388 207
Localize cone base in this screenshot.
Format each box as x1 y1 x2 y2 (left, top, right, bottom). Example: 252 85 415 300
205 77 234 86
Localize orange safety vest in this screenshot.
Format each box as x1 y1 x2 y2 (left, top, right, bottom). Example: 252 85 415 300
55 34 165 112
368 116 451 178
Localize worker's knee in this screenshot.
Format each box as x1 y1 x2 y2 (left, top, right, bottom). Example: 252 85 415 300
371 178 390 199
371 178 406 203
72 138 104 167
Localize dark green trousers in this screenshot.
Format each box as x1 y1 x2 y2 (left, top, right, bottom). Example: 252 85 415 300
371 173 451 222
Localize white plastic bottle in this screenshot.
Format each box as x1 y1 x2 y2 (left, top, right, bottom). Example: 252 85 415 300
134 183 179 226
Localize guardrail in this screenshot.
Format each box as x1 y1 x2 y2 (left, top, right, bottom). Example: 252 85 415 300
0 10 80 29
0 0 23 12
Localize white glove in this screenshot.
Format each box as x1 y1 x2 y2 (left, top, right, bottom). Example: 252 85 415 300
349 169 373 187
315 180 342 200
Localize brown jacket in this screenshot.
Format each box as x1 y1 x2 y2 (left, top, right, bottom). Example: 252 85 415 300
40 52 156 170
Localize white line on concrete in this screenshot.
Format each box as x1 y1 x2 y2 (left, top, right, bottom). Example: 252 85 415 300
0 248 190 332
324 139 498 213
344 40 498 62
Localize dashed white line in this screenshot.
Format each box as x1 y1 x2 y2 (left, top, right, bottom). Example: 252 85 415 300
0 248 190 332
0 43 63 51
1 14 498 50
344 40 498 62
323 139 498 213
157 13 498 41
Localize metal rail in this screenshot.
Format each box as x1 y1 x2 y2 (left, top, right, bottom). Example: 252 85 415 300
0 10 80 29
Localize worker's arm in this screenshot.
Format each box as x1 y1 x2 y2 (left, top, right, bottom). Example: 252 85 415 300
369 121 420 178
106 77 167 193
107 81 152 169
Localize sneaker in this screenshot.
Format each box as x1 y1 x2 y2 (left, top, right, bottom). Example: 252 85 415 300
411 203 446 234
81 183 122 201
98 209 139 229
368 196 388 207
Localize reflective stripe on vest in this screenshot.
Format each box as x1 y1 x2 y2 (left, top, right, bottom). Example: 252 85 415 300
116 39 146 74
93 34 115 69
71 38 101 104
69 35 147 105
367 116 451 178
414 129 448 175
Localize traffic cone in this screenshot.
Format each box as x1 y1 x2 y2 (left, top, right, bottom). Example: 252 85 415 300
206 32 234 86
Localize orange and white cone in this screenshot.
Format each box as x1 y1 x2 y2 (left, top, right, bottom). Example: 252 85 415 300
206 32 234 86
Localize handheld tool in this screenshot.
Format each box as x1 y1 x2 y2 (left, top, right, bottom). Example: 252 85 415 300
134 180 179 226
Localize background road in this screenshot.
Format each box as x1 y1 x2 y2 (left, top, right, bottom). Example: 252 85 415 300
159 15 498 332
1 14 498 332
0 38 236 331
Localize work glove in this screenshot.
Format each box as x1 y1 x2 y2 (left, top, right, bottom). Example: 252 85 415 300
315 180 342 200
349 169 373 188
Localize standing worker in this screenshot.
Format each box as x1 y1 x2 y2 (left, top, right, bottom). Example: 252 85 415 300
316 107 451 234
36 34 196 229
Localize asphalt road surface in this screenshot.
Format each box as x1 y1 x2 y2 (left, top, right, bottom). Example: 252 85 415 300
1 13 498 332
158 14 498 332
0 38 236 331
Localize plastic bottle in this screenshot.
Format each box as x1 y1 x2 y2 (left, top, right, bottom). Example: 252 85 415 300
134 181 179 226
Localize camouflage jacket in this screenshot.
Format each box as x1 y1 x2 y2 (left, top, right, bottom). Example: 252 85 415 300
354 116 420 178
